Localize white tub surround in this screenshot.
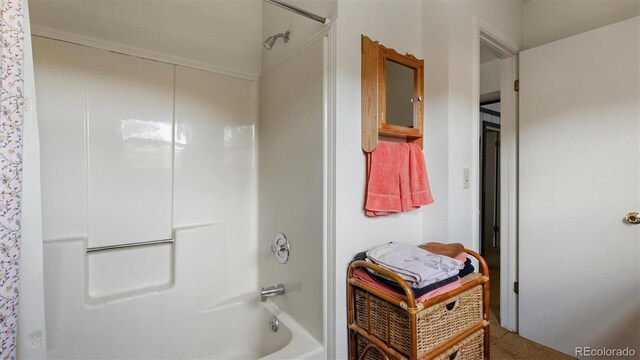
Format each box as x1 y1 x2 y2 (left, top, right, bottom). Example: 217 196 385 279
35 36 260 357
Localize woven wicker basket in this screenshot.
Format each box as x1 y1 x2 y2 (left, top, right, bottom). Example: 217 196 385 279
357 328 484 360
356 333 398 360
432 328 484 360
354 285 483 358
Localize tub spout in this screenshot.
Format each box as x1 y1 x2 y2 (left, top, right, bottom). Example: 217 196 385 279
260 284 285 302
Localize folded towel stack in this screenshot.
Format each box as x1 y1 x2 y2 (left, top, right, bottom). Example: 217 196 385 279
366 242 464 285
352 242 474 303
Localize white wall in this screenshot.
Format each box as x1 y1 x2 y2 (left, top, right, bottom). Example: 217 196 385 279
34 37 258 357
480 59 500 100
422 0 523 252
524 0 640 49
421 0 451 245
334 1 424 358
258 37 325 343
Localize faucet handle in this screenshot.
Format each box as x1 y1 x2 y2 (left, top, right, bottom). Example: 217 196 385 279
271 233 290 264
271 243 284 255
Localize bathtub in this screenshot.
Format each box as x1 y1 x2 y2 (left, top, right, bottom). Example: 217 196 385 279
197 297 324 360
257 301 324 360
46 291 323 359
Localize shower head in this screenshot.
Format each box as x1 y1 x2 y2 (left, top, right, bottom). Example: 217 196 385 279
263 31 290 50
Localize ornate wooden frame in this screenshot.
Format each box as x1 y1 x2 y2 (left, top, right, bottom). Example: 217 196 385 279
361 35 424 152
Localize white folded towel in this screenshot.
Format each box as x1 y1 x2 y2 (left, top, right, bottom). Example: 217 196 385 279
366 242 464 285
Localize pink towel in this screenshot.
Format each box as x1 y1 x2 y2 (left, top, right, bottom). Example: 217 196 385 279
365 142 434 216
454 252 468 262
353 268 461 304
408 143 434 206
416 280 461 302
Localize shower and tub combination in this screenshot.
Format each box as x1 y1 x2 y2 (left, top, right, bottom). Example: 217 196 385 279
26 0 332 358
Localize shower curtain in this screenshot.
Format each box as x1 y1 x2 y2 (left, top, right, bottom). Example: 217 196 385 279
0 0 25 358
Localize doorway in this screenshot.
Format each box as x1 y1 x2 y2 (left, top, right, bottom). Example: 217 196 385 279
473 17 519 332
480 101 501 322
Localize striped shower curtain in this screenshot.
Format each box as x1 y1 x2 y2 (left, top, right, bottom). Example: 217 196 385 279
0 0 24 358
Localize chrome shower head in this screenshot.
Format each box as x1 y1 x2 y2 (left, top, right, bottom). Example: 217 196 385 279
263 31 290 50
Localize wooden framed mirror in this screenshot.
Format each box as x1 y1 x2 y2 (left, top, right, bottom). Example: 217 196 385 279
362 35 424 152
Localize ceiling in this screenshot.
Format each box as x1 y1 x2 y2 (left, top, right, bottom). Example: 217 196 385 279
28 0 263 78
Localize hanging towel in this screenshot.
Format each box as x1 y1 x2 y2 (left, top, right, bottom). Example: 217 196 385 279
365 142 410 216
408 143 434 207
365 142 433 216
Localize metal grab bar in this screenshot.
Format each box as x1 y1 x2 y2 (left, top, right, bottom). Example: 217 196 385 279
264 0 328 24
86 238 174 253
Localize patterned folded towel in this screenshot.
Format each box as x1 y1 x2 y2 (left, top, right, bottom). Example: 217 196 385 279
366 242 464 285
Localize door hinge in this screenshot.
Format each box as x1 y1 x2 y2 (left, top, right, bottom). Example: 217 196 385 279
514 79 519 92
495 140 500 148
514 281 519 294
493 225 500 232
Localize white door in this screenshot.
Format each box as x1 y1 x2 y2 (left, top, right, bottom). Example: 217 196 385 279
519 17 639 358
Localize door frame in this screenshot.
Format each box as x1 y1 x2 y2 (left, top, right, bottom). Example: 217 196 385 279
472 16 519 332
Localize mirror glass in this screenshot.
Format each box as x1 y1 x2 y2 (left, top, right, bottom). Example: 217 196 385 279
385 59 415 127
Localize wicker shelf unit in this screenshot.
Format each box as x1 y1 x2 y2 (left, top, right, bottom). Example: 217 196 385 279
347 249 490 360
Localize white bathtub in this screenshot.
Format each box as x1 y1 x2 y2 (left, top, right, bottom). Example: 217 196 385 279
257 301 324 360
46 292 323 359
195 297 324 360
